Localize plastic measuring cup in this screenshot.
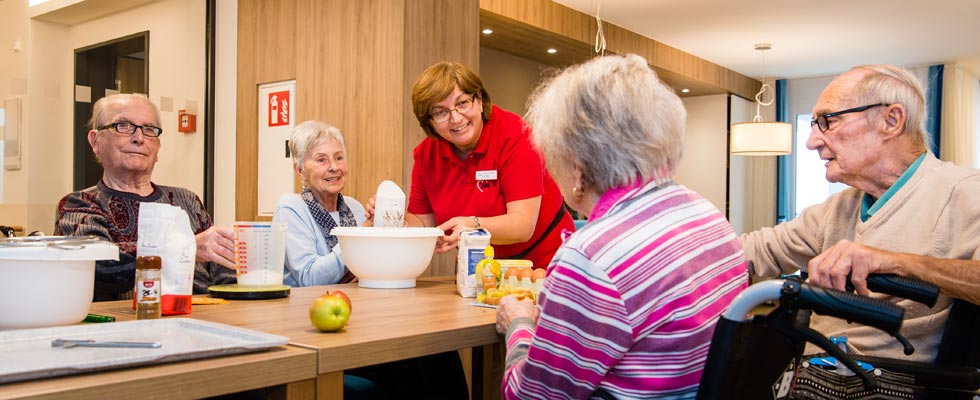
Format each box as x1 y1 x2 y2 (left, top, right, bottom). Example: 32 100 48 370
233 222 286 286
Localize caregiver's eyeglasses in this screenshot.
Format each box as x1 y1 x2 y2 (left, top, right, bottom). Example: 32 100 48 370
99 121 163 137
430 94 477 123
810 103 888 133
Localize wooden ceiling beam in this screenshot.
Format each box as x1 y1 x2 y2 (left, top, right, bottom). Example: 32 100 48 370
479 0 760 100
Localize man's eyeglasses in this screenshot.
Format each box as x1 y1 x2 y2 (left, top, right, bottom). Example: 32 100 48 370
99 121 163 137
810 103 888 133
430 94 477 123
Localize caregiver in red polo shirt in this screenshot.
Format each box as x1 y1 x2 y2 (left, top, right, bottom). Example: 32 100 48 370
406 61 574 269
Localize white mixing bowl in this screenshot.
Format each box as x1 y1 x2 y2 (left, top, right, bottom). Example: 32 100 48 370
0 237 118 329
332 227 443 288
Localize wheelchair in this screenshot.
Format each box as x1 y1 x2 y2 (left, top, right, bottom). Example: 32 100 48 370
697 274 980 399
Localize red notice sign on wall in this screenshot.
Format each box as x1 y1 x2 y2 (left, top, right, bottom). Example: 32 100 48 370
268 90 290 127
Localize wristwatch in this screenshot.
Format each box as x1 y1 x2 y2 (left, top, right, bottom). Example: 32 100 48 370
472 216 481 230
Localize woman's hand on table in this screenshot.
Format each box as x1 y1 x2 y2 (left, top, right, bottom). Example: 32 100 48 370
496 295 538 335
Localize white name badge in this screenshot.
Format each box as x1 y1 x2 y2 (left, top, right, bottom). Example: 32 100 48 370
476 170 498 181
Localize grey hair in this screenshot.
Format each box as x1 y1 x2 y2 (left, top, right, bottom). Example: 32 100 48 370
89 93 160 130
850 64 930 149
526 54 685 194
289 120 347 173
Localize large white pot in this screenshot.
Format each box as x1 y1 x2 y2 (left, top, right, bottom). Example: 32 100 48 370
0 236 119 329
332 227 443 288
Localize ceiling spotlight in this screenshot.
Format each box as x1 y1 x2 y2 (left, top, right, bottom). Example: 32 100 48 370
482 28 493 35
681 89 690 93
547 48 557 54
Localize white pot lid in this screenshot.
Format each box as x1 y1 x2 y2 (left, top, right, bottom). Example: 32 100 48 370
0 236 119 261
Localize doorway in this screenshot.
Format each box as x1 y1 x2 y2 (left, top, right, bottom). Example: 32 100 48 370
73 31 149 190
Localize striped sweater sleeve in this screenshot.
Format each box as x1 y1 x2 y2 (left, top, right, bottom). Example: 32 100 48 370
502 254 631 400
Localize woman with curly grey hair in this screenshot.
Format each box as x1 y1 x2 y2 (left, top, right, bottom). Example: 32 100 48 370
495 54 748 399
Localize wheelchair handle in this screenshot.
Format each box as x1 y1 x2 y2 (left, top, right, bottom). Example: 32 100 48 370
723 279 905 335
864 274 939 308
723 280 783 321
798 282 904 335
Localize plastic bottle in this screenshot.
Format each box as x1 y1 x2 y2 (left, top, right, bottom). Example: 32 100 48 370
135 255 162 320
476 246 501 296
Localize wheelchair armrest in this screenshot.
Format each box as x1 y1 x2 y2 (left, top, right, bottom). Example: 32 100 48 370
850 354 980 391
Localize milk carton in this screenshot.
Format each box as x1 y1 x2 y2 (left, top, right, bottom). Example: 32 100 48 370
374 180 406 228
456 229 491 297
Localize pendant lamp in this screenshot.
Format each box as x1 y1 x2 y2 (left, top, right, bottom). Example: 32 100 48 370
730 43 792 156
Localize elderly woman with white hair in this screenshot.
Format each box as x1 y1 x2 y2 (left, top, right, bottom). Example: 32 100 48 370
273 120 366 287
494 54 748 399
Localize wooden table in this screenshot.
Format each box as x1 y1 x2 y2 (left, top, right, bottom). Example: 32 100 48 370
92 278 503 399
0 345 317 400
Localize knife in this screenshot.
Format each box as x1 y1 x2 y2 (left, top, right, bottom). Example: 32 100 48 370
51 339 162 349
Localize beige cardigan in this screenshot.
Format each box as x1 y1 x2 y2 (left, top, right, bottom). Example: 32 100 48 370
741 153 980 361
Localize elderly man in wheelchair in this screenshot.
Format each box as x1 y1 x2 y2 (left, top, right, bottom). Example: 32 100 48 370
724 63 980 399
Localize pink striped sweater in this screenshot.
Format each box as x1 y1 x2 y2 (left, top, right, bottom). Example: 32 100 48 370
502 182 747 399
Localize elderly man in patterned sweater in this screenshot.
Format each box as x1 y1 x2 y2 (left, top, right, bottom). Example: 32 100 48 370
56 93 236 301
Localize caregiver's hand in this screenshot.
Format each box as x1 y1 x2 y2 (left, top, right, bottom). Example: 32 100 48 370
435 216 478 253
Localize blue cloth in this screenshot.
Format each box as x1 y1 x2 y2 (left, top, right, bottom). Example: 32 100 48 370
860 153 926 222
272 193 366 287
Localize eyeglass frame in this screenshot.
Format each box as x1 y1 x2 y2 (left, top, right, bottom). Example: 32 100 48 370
98 121 164 137
810 103 889 133
429 94 478 123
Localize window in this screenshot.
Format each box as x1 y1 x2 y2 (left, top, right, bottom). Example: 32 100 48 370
792 114 849 217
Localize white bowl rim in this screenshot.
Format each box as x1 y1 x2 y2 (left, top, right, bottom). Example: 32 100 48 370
332 226 443 238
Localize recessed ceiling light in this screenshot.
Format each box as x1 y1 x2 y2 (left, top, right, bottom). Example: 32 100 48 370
681 88 690 93
482 28 493 35
547 48 557 54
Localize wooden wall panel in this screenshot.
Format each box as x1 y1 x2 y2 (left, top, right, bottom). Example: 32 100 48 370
403 0 480 277
403 0 481 187
238 0 479 276
235 0 260 220
479 0 760 100
236 0 298 221
295 0 406 204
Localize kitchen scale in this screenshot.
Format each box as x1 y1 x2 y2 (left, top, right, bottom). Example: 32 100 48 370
208 284 291 300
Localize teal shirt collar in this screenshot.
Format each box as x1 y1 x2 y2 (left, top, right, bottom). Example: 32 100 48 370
860 153 927 222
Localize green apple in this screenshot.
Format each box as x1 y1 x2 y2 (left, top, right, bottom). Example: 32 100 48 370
309 292 351 332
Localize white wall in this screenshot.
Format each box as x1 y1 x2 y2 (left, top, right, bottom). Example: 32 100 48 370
479 47 550 116
213 0 238 226
0 0 207 234
728 93 778 234
26 18 72 234
676 95 729 215
0 0 34 230
67 0 207 197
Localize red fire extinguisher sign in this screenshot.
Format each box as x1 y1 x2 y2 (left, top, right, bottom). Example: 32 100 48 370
268 90 290 127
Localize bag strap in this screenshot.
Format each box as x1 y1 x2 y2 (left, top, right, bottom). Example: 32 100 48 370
511 205 567 260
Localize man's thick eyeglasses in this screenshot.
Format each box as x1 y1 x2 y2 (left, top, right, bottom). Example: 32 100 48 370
810 103 888 133
99 121 163 137
430 94 477 123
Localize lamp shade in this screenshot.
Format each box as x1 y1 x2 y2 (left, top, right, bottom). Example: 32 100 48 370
730 122 793 156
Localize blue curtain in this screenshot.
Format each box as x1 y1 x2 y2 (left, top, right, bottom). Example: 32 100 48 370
775 79 791 223
926 65 943 157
